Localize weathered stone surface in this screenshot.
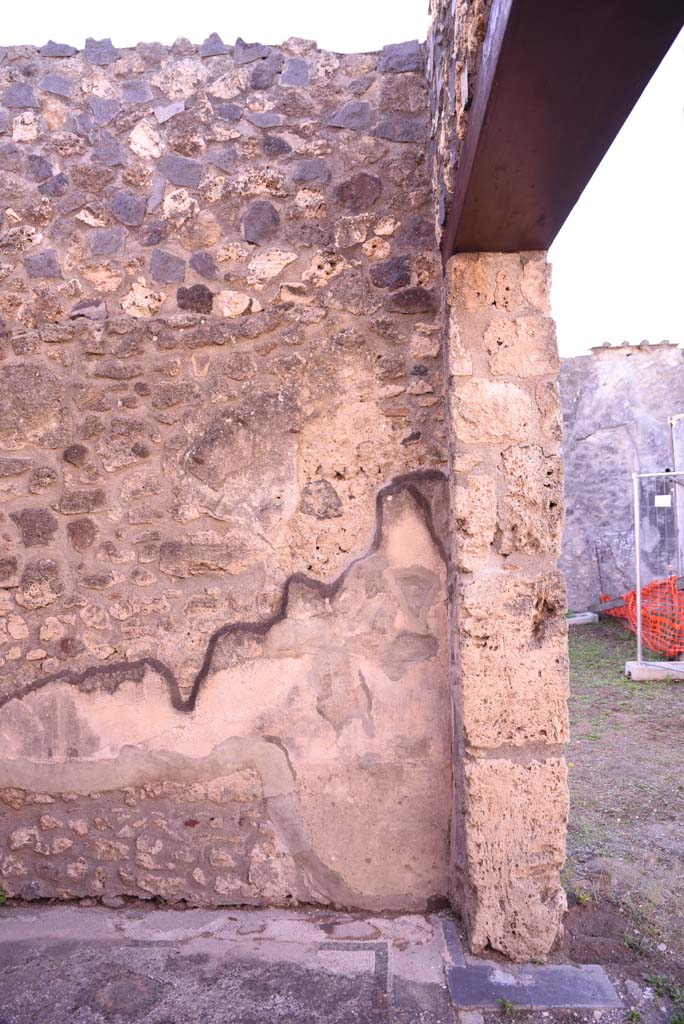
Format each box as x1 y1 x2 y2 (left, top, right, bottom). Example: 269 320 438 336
250 52 284 89
38 172 69 197
200 33 231 57
67 517 98 551
58 488 107 514
154 99 185 124
293 158 330 184
334 173 382 212
378 40 423 73
458 571 569 748
244 111 284 128
281 57 310 86
23 250 61 278
177 284 213 313
374 116 425 143
484 316 560 377
89 97 120 125
3 83 39 109
91 227 127 256
369 256 410 289
16 558 64 609
387 287 437 314
445 251 568 963
150 248 186 284
39 40 78 57
39 74 73 99
122 79 154 104
10 508 59 547
462 758 568 961
158 153 203 189
189 251 217 279
301 479 343 519
500 445 563 554
84 37 120 65
327 101 372 131
110 191 147 226
453 380 535 444
27 154 53 181
234 37 271 65
240 200 280 244
94 132 126 166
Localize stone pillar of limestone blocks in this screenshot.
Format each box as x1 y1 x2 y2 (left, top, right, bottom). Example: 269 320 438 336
445 252 570 962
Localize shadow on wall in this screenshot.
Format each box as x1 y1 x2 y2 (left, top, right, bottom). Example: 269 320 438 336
0 473 452 912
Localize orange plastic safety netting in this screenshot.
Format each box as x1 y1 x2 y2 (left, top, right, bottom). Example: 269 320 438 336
601 575 684 656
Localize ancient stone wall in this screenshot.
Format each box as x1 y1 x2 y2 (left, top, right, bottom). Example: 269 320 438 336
561 343 684 612
0 35 452 909
444 253 569 961
426 0 492 236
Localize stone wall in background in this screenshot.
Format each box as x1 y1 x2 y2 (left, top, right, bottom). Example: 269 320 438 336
560 343 684 612
0 34 452 909
445 252 569 962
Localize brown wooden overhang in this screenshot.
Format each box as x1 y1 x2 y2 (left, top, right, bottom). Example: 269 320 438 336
442 0 683 257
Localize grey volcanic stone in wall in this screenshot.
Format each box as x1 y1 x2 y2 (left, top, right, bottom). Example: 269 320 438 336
39 40 78 57
241 200 280 243
560 343 684 611
327 101 372 131
122 79 154 104
93 133 126 167
84 37 120 65
294 158 330 184
150 249 186 284
189 251 218 279
3 83 39 108
39 74 73 98
281 57 310 86
379 41 423 73
155 100 185 123
200 33 231 57
110 191 147 226
23 250 61 278
91 228 127 256
158 154 204 188
27 155 53 182
89 97 120 125
234 37 270 64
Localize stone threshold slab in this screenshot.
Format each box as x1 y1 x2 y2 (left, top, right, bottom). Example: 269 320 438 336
442 921 622 1010
625 659 684 680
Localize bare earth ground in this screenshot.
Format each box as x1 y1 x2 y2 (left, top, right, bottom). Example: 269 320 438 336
0 617 682 1024
561 618 684 1022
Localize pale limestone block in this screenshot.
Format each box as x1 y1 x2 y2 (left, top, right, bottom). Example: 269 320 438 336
462 757 568 961
499 445 564 554
458 570 569 748
447 253 495 311
453 475 497 572
521 253 552 312
129 120 163 160
484 315 559 377
448 318 473 377
536 380 564 447
453 380 535 444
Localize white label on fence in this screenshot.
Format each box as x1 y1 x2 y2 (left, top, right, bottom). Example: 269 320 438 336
655 494 672 507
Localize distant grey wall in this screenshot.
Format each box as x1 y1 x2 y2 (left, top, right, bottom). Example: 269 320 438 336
560 344 684 611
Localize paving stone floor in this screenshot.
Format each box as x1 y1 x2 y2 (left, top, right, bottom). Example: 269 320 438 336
0 906 620 1023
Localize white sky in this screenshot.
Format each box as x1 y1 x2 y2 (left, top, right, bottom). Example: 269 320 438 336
2 4 682 358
